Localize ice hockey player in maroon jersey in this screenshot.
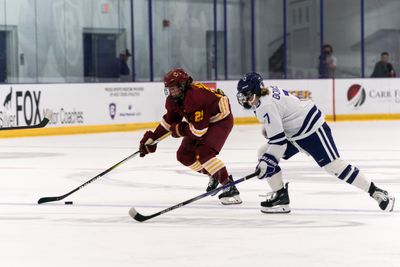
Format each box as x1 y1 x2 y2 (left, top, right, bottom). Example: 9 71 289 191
139 68 241 205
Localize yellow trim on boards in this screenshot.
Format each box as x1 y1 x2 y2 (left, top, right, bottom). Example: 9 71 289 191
326 114 400 121
0 122 159 139
233 117 259 125
1 114 400 139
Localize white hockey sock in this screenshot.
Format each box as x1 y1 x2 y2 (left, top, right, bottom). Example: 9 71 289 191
350 171 371 193
267 171 284 192
324 159 371 193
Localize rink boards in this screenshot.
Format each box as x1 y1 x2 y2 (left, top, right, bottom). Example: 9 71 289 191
1 78 400 137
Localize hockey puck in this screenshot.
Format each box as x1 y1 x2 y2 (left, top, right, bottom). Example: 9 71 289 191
64 201 73 205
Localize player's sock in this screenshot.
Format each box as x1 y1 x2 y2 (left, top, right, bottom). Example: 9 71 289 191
260 182 290 213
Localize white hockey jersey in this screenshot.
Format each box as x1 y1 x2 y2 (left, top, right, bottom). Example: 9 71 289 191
254 85 325 160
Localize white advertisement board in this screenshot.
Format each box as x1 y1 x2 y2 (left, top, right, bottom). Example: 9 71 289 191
2 78 399 133
0 83 166 128
334 78 400 115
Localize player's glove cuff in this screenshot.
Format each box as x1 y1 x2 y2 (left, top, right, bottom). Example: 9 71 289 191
170 122 189 138
256 153 280 179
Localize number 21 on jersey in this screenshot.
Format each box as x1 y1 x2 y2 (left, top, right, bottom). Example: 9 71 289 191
195 110 204 122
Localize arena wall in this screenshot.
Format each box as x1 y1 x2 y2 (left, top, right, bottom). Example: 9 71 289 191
1 78 400 137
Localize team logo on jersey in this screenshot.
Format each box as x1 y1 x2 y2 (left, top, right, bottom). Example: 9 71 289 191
347 84 366 108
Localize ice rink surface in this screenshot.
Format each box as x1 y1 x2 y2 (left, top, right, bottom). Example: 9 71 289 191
1 121 399 267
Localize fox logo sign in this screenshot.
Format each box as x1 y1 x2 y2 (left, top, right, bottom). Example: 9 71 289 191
15 90 43 125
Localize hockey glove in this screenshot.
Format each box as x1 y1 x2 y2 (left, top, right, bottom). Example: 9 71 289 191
256 153 280 179
139 131 157 157
170 122 189 138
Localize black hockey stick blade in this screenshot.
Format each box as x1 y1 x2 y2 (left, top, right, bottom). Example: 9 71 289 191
128 170 260 222
38 195 65 204
129 207 152 222
0 117 49 131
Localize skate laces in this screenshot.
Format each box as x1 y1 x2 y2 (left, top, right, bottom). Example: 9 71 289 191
258 191 276 200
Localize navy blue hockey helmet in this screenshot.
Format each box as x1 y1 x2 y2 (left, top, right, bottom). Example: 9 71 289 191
236 72 264 109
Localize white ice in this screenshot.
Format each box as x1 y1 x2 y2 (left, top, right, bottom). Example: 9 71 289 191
0 121 399 267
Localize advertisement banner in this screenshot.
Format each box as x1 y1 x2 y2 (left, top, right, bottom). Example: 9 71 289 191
334 79 400 115
3 78 399 134
103 82 165 123
0 83 166 128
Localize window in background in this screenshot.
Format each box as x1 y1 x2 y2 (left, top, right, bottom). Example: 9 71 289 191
35 0 72 82
16 0 38 83
364 0 400 78
152 0 214 81
0 0 19 83
81 0 131 83
255 0 284 79
226 0 252 80
0 31 6 83
286 0 320 79
324 0 361 78
133 0 150 81
213 0 226 80
2 0 133 83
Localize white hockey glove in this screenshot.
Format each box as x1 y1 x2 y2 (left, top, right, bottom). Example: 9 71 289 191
256 153 280 179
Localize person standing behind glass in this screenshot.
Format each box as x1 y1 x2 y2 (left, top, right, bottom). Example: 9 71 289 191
119 49 132 82
371 52 396 78
318 44 336 78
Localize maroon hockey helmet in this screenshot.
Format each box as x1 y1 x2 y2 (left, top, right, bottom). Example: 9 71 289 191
164 68 192 87
163 68 193 100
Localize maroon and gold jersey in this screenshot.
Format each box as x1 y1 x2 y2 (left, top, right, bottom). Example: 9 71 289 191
159 82 231 139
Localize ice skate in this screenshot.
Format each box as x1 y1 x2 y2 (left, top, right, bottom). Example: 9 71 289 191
218 176 242 205
261 182 290 213
369 183 395 212
206 176 219 196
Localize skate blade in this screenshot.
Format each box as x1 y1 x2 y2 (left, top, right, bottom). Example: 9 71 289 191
261 204 291 214
220 195 242 205
384 196 395 212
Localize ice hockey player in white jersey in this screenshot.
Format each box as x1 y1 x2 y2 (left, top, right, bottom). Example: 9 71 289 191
236 72 395 213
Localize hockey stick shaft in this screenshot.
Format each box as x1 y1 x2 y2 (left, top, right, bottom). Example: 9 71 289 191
0 118 49 131
37 150 141 204
37 131 171 204
129 170 260 222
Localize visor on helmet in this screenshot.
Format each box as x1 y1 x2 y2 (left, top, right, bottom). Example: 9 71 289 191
237 90 257 110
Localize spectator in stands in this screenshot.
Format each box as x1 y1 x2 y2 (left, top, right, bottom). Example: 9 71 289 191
371 52 396 78
118 49 132 82
318 44 336 78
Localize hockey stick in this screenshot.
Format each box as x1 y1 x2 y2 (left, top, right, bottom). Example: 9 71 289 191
0 117 49 131
128 170 260 222
37 132 171 204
